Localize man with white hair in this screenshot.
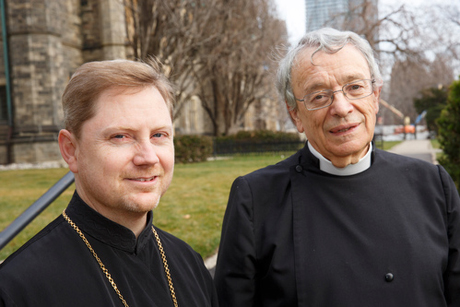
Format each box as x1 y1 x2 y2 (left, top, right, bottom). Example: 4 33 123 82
215 28 460 306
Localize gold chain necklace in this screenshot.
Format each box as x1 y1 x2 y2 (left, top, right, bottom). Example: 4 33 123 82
62 210 179 307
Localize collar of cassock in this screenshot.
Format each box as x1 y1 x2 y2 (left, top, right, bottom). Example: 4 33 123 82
307 141 372 176
65 191 154 254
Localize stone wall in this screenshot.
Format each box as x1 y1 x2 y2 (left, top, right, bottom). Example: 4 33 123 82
81 0 126 62
12 141 62 163
7 0 66 162
2 0 128 164
0 144 6 164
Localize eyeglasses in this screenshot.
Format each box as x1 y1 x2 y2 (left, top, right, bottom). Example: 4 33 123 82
295 79 376 111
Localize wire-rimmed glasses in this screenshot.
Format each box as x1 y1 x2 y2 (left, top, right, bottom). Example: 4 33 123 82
295 79 376 111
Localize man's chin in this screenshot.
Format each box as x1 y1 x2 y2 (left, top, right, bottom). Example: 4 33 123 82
122 195 161 213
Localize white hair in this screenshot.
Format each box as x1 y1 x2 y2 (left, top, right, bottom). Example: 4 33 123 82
276 28 382 111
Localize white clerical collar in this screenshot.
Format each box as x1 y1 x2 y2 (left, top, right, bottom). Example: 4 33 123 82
308 141 372 176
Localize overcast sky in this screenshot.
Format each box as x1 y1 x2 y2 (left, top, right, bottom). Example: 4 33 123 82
273 0 447 45
273 0 306 44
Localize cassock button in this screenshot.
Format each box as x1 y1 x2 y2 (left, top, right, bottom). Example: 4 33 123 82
385 273 394 282
295 165 303 173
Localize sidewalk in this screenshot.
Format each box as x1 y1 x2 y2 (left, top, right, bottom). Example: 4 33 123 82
388 139 440 164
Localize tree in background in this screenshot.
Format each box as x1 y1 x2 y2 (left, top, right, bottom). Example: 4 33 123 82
413 86 448 135
389 54 454 125
437 79 460 191
326 1 460 125
124 0 288 136
124 0 222 119
193 0 287 135
327 1 426 64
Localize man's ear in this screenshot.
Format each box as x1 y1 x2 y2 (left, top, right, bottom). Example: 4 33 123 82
287 102 305 134
373 80 383 114
374 86 382 114
58 129 78 173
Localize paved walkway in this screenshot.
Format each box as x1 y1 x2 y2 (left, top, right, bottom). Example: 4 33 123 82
388 139 440 164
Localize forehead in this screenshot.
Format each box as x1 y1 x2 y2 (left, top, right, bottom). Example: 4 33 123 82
291 44 371 91
84 86 172 131
94 86 172 117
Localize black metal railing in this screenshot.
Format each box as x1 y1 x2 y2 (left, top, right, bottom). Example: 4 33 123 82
0 171 75 250
213 140 305 155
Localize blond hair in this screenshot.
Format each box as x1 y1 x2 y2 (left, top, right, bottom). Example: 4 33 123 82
62 58 174 138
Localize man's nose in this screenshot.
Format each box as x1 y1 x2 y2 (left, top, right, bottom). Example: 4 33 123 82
133 140 160 166
330 90 353 117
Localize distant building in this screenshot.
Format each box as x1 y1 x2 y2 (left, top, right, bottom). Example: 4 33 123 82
306 0 349 31
305 0 379 32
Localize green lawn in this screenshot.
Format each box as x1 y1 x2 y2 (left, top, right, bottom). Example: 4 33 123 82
378 140 400 151
430 139 445 161
0 141 403 261
0 168 75 260
431 139 440 149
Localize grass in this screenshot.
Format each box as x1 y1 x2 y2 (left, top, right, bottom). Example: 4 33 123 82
431 139 440 149
381 140 401 151
0 168 75 260
0 141 403 261
0 154 288 261
430 139 445 161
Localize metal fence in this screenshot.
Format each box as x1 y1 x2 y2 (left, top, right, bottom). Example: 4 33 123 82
213 140 306 155
214 137 384 155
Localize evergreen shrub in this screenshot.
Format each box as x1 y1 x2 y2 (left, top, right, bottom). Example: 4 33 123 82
437 79 460 191
174 135 213 163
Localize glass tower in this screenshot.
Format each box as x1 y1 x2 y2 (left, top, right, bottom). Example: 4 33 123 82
306 0 348 31
305 0 378 32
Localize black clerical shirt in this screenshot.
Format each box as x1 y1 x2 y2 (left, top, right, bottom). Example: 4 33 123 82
0 192 218 307
215 144 460 306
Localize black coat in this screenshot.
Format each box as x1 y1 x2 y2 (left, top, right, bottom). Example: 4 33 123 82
0 192 218 307
215 144 460 306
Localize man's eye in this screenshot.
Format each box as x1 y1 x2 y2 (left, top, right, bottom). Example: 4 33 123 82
350 84 362 90
314 95 325 100
309 93 329 104
113 135 125 139
152 133 164 138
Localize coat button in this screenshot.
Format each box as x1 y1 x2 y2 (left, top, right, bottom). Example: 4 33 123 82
385 273 394 282
295 165 303 173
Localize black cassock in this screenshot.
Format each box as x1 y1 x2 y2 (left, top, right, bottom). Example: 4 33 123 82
215 143 460 307
0 192 218 307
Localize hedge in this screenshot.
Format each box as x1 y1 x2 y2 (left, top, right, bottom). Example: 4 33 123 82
174 135 213 163
174 131 303 162
437 79 460 192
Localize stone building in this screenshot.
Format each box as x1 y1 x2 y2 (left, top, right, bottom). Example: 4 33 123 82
0 0 129 164
0 0 284 164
